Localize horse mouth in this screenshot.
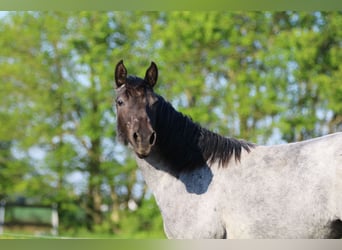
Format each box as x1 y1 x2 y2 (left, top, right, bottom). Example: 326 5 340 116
136 152 149 159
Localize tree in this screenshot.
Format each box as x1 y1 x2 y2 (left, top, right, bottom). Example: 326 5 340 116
146 12 286 143
275 12 342 141
0 11 163 233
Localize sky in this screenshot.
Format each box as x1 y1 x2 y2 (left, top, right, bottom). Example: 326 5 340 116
0 11 8 18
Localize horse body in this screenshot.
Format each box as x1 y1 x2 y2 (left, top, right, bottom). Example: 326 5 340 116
137 133 342 238
221 133 342 239
114 60 342 238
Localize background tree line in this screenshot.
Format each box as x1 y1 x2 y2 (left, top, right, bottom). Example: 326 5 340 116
0 11 341 237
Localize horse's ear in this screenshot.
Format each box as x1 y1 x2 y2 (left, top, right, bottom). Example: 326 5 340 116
144 61 158 88
115 60 127 88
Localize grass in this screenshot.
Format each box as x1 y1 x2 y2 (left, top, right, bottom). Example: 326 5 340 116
0 227 166 239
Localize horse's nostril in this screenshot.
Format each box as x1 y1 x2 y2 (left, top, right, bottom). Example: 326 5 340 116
149 132 156 145
133 132 139 142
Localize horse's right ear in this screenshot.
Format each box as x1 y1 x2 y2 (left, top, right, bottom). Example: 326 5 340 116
144 61 158 88
115 60 127 88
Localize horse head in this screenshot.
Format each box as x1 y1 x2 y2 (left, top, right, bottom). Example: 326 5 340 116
114 60 158 158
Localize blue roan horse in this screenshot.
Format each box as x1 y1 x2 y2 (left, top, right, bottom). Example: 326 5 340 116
114 60 342 239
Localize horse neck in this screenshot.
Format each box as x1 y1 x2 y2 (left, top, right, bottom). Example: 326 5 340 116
152 96 206 174
135 150 215 196
149 95 253 175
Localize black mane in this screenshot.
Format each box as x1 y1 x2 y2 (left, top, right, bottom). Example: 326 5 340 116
152 95 254 173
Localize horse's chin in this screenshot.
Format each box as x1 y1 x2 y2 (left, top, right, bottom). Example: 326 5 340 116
134 149 152 159
136 152 149 159
131 144 152 159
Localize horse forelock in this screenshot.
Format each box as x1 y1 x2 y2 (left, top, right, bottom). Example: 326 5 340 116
153 96 254 173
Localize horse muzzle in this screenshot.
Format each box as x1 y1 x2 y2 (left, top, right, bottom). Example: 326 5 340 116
131 130 156 158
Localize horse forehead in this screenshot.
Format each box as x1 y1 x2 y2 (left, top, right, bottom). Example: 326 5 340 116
116 86 144 100
127 76 147 88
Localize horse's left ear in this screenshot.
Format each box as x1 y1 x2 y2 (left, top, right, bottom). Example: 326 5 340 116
144 61 158 88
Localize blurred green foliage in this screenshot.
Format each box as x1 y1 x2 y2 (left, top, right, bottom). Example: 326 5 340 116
0 11 341 238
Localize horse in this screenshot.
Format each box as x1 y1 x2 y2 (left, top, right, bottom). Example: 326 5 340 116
113 60 342 239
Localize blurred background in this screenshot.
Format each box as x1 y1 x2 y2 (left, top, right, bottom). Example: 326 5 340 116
0 11 341 238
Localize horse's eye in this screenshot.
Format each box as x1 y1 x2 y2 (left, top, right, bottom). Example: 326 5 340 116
116 99 124 106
